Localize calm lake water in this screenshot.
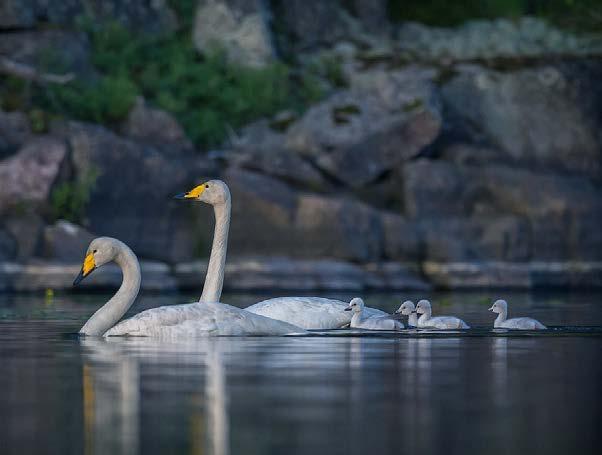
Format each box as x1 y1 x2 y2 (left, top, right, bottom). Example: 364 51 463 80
0 291 601 455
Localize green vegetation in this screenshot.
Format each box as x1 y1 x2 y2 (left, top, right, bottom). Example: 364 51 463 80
27 109 49 134
535 0 602 31
388 0 524 26
50 168 99 223
34 18 323 147
43 74 137 124
307 55 347 88
3 0 599 149
0 76 29 112
388 0 601 30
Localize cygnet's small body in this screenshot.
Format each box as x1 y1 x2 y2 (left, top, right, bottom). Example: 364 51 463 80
345 298 404 331
395 300 418 328
416 299 470 329
489 299 546 330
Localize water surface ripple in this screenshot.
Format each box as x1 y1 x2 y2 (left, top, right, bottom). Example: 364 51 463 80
1 291 600 455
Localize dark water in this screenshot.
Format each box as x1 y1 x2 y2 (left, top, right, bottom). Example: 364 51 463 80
0 291 601 455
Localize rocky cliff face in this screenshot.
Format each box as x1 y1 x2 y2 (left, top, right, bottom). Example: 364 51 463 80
1 0 601 290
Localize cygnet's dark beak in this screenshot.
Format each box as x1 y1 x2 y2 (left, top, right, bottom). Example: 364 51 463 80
344 307 352 311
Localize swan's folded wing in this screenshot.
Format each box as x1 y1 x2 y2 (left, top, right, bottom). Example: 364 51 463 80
104 302 216 337
363 315 404 331
246 297 387 330
104 302 305 337
431 316 469 329
509 317 546 330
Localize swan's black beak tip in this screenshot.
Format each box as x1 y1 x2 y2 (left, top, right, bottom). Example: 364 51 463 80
173 193 188 200
73 270 84 286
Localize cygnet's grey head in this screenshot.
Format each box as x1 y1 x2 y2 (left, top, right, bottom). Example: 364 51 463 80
396 300 415 315
416 299 431 314
73 237 123 285
489 299 507 313
344 297 365 313
174 179 230 206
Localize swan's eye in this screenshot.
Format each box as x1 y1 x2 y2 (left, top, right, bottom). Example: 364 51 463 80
93 249 97 254
205 184 209 188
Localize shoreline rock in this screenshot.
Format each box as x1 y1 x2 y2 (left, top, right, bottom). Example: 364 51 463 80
396 18 602 62
2 258 601 293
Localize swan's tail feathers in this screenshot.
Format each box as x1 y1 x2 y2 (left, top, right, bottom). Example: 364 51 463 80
534 320 547 330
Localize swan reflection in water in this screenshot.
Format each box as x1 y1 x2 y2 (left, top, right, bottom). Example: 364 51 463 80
80 338 231 455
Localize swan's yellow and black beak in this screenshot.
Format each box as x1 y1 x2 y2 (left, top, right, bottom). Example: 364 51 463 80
74 252 96 286
174 183 206 200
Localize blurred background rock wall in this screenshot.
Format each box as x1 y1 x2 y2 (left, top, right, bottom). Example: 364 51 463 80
1 0 601 289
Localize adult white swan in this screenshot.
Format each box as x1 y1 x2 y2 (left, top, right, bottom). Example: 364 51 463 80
489 299 546 330
73 237 305 337
175 180 387 329
415 299 470 329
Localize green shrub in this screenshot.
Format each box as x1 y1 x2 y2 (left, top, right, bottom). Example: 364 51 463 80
387 0 602 30
136 45 296 145
0 76 30 111
34 19 323 147
388 0 524 26
306 55 347 88
50 168 99 224
41 74 138 124
167 0 197 30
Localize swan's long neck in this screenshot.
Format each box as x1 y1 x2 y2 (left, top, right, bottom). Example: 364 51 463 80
80 246 141 336
408 313 418 327
418 307 431 325
200 197 231 303
351 310 365 327
494 308 507 327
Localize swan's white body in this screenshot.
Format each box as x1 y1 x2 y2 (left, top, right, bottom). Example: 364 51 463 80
104 301 304 337
345 298 403 331
418 315 469 330
490 300 546 330
246 297 388 330
416 300 470 329
76 237 305 337
185 180 387 330
395 300 418 328
494 317 546 330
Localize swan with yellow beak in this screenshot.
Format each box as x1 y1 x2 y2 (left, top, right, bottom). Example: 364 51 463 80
175 179 388 329
73 234 305 337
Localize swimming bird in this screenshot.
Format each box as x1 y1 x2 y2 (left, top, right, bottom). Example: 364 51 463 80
175 180 387 329
395 300 418 328
415 299 470 329
74 237 305 337
489 299 546 330
345 297 404 331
